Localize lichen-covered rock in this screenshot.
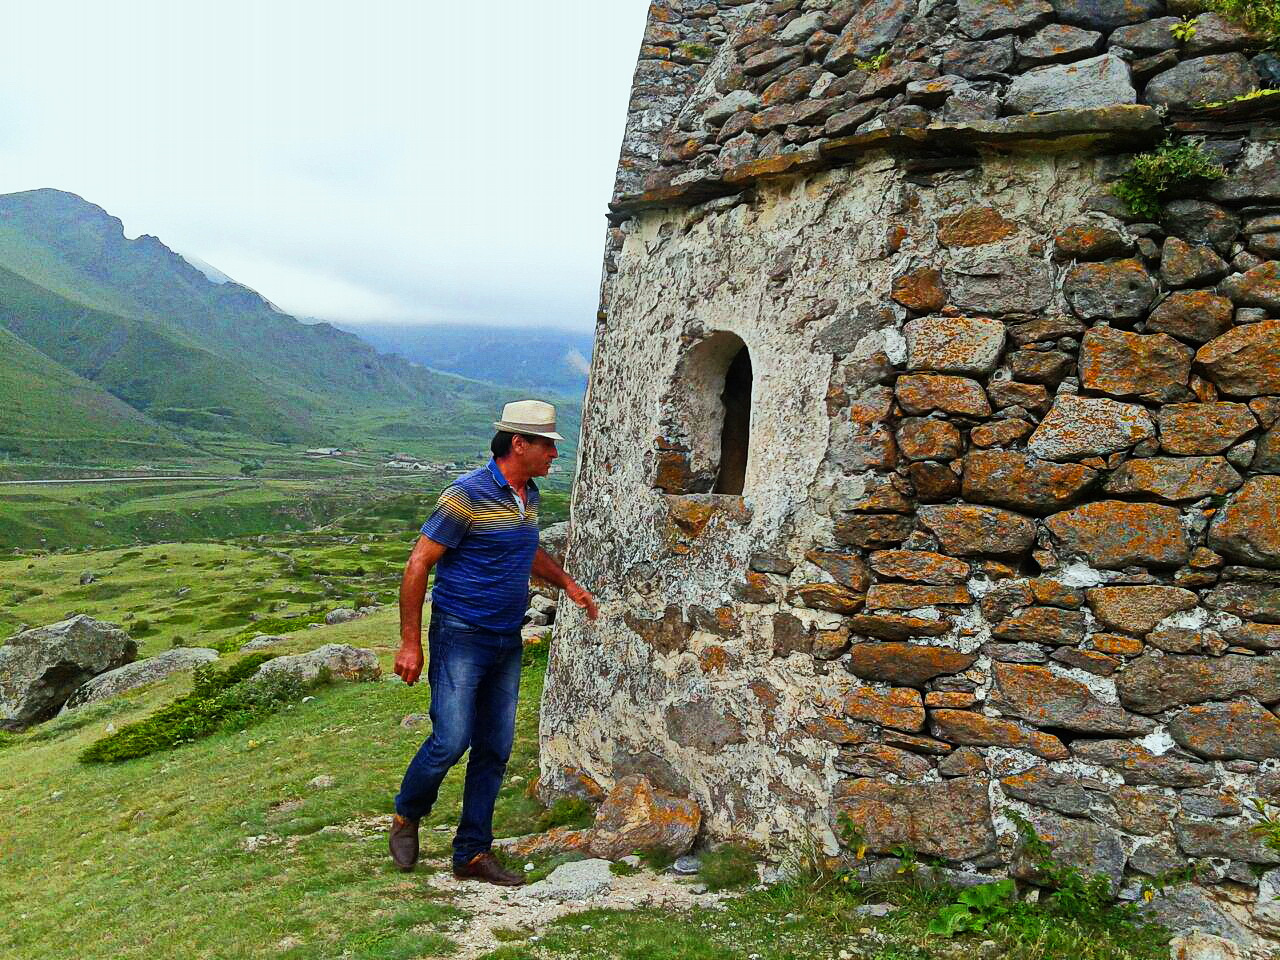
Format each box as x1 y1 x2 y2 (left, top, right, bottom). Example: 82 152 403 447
1013 808 1127 892
1175 818 1280 864
1028 395 1155 460
1143 54 1259 110
832 777 996 860
1004 54 1135 114
254 644 381 684
63 647 219 710
1110 17 1180 53
957 0 1052 37
945 257 1053 314
846 613 952 640
930 710 1069 760
1018 23 1103 66
1085 585 1199 634
937 206 1018 248
868 550 970 584
904 315 1006 375
1145 290 1234 345
1051 0 1163 30
1103 456 1242 502
1116 654 1280 714
1053 222 1132 260
865 583 970 609
1079 326 1193 402
1159 238 1229 288
0 616 136 729
1063 259 1157 320
1000 766 1094 816
1044 500 1190 568
824 0 916 73
1223 263 1280 312
891 267 948 312
961 450 1098 514
992 606 1087 645
846 643 977 686
917 504 1037 557
843 686 925 732
991 662 1151 736
1209 141 1280 204
1208 476 1280 568
1169 701 1280 760
1072 739 1213 787
1158 402 1258 455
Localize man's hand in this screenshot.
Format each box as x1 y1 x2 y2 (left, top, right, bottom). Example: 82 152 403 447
565 579 599 621
395 643 425 685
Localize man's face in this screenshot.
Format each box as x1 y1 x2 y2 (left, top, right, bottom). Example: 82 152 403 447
514 435 558 477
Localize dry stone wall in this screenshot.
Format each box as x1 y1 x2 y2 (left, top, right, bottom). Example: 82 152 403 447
550 0 1280 945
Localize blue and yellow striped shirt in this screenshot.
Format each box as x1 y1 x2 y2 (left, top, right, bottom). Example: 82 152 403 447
420 459 540 633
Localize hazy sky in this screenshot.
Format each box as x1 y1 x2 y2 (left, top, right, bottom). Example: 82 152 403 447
0 2 649 330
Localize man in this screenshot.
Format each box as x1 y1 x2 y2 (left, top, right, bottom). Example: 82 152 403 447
389 399 598 885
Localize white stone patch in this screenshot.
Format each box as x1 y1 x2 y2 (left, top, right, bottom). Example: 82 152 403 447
1159 606 1212 631
1054 561 1107 588
1136 726 1176 756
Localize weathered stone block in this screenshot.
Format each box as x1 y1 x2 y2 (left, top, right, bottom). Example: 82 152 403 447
992 606 1087 645
1169 701 1280 760
1005 54 1136 114
1204 583 1280 624
832 777 997 860
847 642 977 686
846 613 951 641
1209 477 1280 568
917 504 1037 557
1144 54 1259 110
1052 0 1163 30
896 417 964 461
868 550 970 584
1072 739 1213 787
1196 319 1280 397
664 699 747 751
1147 290 1234 344
823 0 916 73
1018 23 1103 66
1000 766 1095 817
1028 395 1155 460
1086 585 1200 634
930 709 1069 760
891 267 948 312
1044 500 1190 568
843 685 926 732
1103 456 1242 502
624 606 693 654
1159 237 1229 288
865 583 971 609
1053 222 1133 261
1063 259 1157 320
1176 818 1280 864
991 662 1152 736
962 450 1098 514
1159 402 1257 455
945 257 1053 314
904 316 1006 375
834 513 914 549
786 582 866 613
1116 653 1280 714
937 206 1017 247
895 374 990 417
1080 325 1193 402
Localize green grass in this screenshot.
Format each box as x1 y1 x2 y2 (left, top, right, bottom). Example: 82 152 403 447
1195 0 1280 46
0 609 549 960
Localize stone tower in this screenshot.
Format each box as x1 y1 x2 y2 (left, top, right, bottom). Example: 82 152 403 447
544 0 1280 939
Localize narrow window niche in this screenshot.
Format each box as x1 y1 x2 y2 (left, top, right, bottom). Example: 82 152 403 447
653 331 753 497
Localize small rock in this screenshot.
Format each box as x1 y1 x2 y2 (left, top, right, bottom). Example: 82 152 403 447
307 775 336 790
517 858 615 902
672 854 701 875
853 903 895 917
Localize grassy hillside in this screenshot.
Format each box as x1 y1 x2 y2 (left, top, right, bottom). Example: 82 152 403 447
0 327 191 462
0 188 580 455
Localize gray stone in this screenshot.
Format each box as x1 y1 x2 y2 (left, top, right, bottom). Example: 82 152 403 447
1176 818 1280 864
242 634 288 651
1116 653 1280 714
945 256 1053 315
1185 12 1262 55
704 90 761 126
1109 18 1180 54
1160 238 1230 288
904 315 1006 376
942 37 1015 78
1027 395 1155 460
1013 808 1127 892
672 854 701 875
1144 54 1259 110
1017 23 1103 66
0 616 136 729
824 0 917 73
1062 258 1157 320
999 765 1095 816
957 0 1052 39
78 571 96 586
777 11 824 46
1163 200 1239 252
1004 55 1135 114
63 647 219 710
1141 885 1260 949
517 858 615 901
1051 0 1163 30
1129 841 1185 876
1209 141 1280 204
324 608 360 625
254 644 381 684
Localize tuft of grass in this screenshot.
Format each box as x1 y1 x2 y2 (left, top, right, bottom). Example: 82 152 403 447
536 794 593 832
1112 137 1225 219
697 843 758 891
854 50 890 71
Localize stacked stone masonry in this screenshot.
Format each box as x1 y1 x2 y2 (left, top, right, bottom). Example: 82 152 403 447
557 0 1280 947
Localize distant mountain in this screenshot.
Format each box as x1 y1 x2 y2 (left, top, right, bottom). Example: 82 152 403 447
0 189 573 461
336 321 594 395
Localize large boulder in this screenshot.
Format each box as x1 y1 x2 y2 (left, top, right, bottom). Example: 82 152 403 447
501 774 701 862
0 616 137 729
254 644 381 683
62 647 219 710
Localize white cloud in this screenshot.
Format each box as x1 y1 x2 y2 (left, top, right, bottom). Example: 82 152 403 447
0 0 649 330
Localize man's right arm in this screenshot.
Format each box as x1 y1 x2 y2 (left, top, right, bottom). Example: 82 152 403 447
395 535 449 685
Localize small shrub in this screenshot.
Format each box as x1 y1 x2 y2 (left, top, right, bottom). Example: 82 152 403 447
1170 16 1198 41
609 859 639 877
1112 138 1225 219
78 653 312 763
698 843 758 891
130 618 152 635
928 878 1017 936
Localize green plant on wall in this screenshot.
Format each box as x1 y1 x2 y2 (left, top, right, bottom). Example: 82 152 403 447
1112 138 1225 220
1170 16 1199 42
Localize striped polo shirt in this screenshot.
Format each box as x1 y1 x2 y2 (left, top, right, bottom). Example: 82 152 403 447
420 459 540 633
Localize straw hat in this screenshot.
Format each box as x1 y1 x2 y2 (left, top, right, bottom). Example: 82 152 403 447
493 400 565 441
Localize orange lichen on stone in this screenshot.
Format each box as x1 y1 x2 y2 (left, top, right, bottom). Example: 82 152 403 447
937 206 1017 247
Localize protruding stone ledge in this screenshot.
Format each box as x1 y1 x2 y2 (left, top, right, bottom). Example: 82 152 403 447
607 106 1162 221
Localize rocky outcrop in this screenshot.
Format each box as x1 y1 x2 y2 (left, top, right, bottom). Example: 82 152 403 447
0 616 136 729
62 647 219 710
254 644 380 684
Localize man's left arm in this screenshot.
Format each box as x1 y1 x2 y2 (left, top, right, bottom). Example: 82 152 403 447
532 547 599 621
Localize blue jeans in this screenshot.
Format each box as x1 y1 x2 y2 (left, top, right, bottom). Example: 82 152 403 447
394 611 523 866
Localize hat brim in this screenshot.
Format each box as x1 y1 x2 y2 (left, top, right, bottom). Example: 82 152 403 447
493 421 564 441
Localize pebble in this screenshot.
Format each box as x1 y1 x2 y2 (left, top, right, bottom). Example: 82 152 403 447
307 775 336 790
672 854 701 875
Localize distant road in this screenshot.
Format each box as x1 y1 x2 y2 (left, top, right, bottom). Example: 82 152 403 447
0 476 254 486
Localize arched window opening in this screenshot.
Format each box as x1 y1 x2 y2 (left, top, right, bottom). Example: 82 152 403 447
714 345 752 495
653 331 753 497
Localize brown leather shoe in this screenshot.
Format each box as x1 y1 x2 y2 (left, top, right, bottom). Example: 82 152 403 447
453 851 525 886
389 814 419 872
